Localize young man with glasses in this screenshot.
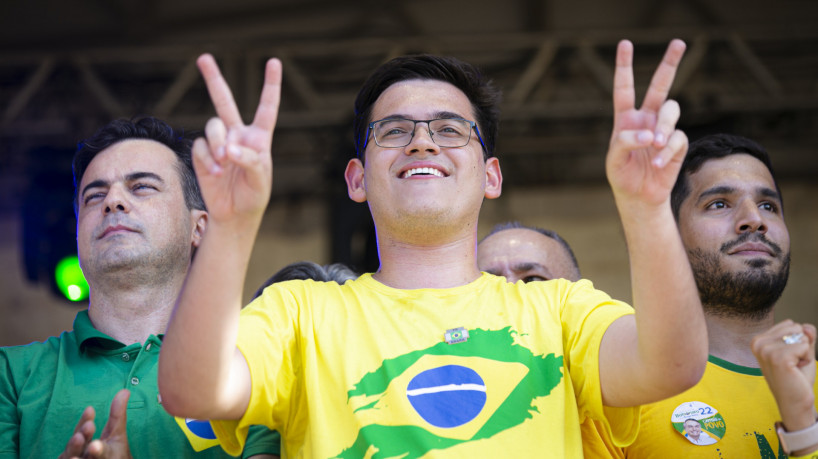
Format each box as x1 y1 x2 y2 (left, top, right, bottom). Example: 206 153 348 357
159 40 707 457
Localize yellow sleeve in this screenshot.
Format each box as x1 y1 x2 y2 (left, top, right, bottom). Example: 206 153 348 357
212 281 304 455
559 279 640 447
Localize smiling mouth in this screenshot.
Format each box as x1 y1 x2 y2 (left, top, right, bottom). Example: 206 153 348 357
401 167 445 178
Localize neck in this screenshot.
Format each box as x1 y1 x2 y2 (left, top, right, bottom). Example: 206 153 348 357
705 309 777 367
87 271 186 345
373 231 482 289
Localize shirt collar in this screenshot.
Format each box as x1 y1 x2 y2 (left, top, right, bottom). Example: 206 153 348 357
74 309 164 352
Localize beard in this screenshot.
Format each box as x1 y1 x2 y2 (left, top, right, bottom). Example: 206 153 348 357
687 233 790 320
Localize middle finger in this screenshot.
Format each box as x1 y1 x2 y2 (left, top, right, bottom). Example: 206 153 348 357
640 39 686 113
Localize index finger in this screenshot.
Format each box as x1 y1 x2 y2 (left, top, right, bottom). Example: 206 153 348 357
99 389 130 439
640 39 686 113
197 54 244 128
612 39 636 117
804 323 817 345
251 58 282 133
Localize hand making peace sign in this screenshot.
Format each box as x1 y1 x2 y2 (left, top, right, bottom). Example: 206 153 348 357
606 39 688 209
192 54 282 226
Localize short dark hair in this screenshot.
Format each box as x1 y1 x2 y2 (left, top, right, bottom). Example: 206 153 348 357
72 117 206 216
252 261 359 299
481 221 581 279
353 54 501 160
670 133 780 220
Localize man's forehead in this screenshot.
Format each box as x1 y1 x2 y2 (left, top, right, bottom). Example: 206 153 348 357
81 139 178 186
372 79 475 120
483 230 566 263
689 154 776 197
489 228 557 249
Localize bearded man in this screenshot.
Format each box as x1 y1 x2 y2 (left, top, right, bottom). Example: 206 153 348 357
614 133 813 458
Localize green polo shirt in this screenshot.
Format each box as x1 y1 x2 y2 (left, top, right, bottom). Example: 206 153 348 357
0 310 280 458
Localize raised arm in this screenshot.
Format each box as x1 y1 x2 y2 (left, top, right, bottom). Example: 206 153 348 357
598 39 708 407
158 54 282 420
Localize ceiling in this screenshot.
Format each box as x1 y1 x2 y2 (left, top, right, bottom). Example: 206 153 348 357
2 0 817 215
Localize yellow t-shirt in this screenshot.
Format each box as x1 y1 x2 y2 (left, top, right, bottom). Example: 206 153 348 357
613 356 818 458
211 273 637 458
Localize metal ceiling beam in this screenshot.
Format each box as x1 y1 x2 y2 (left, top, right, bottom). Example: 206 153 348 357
1 28 816 211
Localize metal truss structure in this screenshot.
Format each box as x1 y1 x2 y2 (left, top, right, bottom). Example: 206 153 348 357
2 1 817 212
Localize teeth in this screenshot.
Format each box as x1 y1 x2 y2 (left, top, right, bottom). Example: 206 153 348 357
404 167 444 178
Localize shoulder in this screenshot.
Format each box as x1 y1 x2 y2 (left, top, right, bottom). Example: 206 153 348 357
1 331 75 369
1 333 76 394
2 332 72 355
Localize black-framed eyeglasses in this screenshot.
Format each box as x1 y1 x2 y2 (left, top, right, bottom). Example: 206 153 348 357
364 117 487 154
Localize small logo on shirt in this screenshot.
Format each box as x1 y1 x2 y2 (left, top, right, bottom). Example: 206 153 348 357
444 327 469 344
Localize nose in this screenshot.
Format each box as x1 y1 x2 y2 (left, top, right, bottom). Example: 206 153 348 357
404 121 439 156
103 186 130 215
735 199 766 234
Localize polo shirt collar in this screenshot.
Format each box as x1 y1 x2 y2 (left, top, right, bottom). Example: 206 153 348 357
73 310 164 352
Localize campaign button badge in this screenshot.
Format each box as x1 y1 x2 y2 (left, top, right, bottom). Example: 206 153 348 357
671 401 725 446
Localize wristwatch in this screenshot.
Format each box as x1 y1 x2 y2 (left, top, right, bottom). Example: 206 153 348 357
775 420 818 455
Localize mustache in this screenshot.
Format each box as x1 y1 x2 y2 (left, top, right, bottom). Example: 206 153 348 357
720 232 782 257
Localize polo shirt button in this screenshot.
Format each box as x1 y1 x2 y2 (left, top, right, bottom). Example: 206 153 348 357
145 343 152 351
131 377 139 385
121 353 130 362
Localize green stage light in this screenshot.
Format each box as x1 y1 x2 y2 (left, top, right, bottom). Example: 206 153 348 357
54 255 89 302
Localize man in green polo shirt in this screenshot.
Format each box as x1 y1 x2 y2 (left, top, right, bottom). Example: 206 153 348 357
0 117 279 458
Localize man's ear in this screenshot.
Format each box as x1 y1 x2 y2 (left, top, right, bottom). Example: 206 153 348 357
484 156 503 199
345 158 367 203
190 209 208 248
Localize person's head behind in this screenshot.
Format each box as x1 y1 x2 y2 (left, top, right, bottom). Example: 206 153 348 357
670 133 780 221
477 222 581 283
253 261 359 299
73 117 206 216
353 54 501 160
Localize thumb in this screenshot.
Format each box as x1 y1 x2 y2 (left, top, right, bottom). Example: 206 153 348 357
100 389 130 439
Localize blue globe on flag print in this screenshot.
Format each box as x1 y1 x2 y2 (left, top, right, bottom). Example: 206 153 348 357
185 418 217 439
406 365 487 428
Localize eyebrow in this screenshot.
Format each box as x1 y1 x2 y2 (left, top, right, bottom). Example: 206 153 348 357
81 171 164 199
433 111 468 120
510 262 547 273
697 185 781 203
483 262 546 276
379 111 469 121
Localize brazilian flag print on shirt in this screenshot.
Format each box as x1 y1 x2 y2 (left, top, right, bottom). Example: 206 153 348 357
175 417 222 451
334 327 564 458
